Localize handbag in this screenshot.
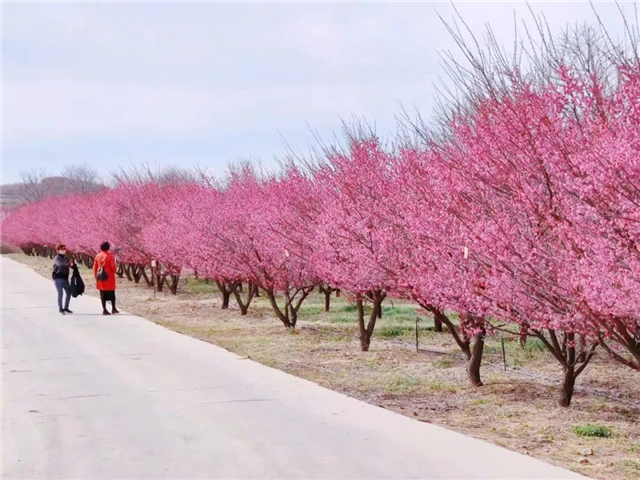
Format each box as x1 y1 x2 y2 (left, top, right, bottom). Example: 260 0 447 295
96 261 108 281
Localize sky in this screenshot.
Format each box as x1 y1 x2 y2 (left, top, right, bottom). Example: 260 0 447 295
2 1 636 184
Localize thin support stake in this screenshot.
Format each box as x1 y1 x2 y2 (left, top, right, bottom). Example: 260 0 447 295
501 338 507 371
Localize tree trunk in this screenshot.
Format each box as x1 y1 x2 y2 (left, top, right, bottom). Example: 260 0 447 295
357 291 385 352
123 264 133 281
433 315 443 332
356 296 371 351
221 290 231 309
266 290 293 328
467 331 485 386
324 289 331 312
215 281 234 310
231 282 255 316
534 329 598 407
559 366 576 407
520 335 528 349
169 274 180 294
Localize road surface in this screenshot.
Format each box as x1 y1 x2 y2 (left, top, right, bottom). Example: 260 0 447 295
1 257 584 479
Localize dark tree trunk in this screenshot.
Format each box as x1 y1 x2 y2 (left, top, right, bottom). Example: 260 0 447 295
266 286 314 329
168 274 180 294
215 281 233 309
123 264 133 282
467 330 485 386
324 289 332 312
356 291 386 352
534 329 598 407
559 366 576 407
422 305 488 387
221 290 231 309
433 315 444 332
231 282 255 315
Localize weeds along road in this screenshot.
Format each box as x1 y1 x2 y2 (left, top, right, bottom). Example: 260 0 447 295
1 257 585 479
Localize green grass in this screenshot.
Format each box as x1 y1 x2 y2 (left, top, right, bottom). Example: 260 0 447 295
426 380 457 393
472 398 491 405
434 358 455 368
298 303 326 316
573 424 613 438
385 374 425 393
328 314 356 324
183 278 218 295
377 325 407 338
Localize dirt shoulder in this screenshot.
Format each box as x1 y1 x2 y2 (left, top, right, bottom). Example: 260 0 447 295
9 253 639 480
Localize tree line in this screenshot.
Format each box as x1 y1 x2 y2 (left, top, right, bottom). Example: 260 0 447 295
2 15 638 407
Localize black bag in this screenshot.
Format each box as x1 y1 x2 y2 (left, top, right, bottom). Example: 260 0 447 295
96 263 108 282
70 267 85 298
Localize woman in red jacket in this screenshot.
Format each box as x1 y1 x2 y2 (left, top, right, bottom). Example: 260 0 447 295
94 241 119 315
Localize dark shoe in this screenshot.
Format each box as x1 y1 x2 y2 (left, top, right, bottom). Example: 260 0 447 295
59 309 66 315
112 308 120 314
64 309 73 314
102 310 111 316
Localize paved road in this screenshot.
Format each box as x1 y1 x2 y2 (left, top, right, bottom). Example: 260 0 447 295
1 257 584 479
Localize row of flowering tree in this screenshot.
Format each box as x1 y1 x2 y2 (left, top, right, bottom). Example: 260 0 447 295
2 21 638 406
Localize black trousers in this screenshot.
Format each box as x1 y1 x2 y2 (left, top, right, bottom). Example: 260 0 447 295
100 290 116 310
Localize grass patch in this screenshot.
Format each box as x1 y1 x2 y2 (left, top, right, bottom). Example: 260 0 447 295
426 380 457 393
328 314 356 324
385 375 425 393
616 460 640 476
628 443 640 454
184 278 218 295
377 325 407 338
472 398 491 405
573 424 613 438
336 303 358 313
298 304 326 316
434 358 454 368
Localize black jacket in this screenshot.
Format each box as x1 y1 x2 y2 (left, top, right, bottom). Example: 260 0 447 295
70 266 85 298
52 254 70 280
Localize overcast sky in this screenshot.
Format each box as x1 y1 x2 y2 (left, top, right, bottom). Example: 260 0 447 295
2 1 635 183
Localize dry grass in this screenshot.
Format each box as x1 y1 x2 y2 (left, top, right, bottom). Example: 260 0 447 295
9 253 640 480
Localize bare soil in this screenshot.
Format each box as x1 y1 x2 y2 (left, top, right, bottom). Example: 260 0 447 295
9 253 640 480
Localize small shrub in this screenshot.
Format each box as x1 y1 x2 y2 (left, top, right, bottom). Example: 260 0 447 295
573 424 613 438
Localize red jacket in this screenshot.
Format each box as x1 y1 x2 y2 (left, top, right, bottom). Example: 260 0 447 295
94 251 117 291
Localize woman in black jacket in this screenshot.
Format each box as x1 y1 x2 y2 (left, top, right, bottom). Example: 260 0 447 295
52 243 77 315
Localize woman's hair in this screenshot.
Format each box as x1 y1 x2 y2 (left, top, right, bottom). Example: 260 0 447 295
55 243 66 251
100 241 110 252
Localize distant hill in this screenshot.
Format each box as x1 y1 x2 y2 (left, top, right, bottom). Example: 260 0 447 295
0 176 105 209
